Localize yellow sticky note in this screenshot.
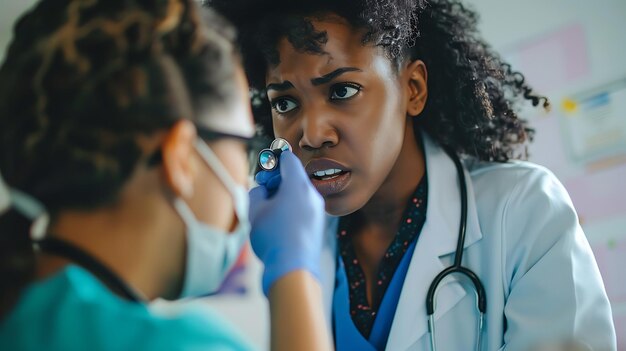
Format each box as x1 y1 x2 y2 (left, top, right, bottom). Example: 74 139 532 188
561 98 578 114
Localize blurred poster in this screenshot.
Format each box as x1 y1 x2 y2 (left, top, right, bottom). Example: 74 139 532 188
560 78 626 166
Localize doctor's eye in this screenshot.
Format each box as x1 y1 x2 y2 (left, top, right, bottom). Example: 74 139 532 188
330 83 361 101
271 97 299 114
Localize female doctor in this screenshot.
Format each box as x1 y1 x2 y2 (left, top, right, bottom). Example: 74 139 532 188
0 1 332 350
210 0 617 350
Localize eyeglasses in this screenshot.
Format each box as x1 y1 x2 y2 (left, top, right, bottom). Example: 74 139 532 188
147 124 268 172
195 125 266 155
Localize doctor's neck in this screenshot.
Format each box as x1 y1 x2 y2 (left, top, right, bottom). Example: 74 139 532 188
356 123 425 229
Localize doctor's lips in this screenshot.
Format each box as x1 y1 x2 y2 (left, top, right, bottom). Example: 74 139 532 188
305 158 352 197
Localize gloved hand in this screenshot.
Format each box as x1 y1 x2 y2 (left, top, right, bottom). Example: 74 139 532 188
249 151 325 296
254 165 281 194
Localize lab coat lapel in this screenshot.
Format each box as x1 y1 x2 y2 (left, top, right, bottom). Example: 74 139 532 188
385 133 483 351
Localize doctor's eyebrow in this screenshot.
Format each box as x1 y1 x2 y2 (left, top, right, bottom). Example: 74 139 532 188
311 67 362 86
266 81 294 92
266 67 363 91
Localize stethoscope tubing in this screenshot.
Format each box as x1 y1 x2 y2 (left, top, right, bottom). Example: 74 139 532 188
425 148 486 350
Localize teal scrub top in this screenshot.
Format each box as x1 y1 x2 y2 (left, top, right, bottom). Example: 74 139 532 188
0 265 253 351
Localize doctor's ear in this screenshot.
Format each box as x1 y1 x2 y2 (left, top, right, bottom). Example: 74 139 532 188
404 59 428 117
162 120 198 199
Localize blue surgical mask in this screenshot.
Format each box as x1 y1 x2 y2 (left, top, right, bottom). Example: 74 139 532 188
175 140 250 298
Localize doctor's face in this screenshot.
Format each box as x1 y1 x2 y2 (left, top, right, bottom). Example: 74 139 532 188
266 17 416 216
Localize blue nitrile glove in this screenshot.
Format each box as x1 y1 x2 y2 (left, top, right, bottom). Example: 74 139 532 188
254 167 281 195
249 151 325 296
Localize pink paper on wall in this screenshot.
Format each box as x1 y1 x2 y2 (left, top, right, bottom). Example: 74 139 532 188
506 23 590 92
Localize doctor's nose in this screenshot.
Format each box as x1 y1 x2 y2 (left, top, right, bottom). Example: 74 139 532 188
298 113 339 152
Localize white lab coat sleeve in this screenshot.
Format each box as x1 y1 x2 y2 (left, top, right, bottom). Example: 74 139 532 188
500 167 616 351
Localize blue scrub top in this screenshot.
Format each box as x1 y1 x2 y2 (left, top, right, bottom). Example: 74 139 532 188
0 265 253 351
333 239 418 351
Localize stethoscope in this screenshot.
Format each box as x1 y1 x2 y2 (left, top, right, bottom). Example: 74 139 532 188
426 147 486 351
259 139 487 351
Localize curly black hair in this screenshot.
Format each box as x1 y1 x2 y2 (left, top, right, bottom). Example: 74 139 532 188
0 0 239 315
207 0 549 162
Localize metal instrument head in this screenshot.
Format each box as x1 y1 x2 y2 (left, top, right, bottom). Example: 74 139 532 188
258 138 292 171
270 138 292 154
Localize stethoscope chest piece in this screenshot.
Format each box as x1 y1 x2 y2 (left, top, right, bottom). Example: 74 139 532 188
258 138 292 171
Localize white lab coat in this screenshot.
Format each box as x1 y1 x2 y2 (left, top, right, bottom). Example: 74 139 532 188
318 133 616 351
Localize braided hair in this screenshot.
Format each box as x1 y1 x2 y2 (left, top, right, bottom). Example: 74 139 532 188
0 0 239 315
208 0 549 162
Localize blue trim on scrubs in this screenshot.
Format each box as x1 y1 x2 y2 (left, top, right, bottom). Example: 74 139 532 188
333 239 418 351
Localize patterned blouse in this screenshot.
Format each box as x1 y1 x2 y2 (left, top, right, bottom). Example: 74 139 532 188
337 175 428 338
